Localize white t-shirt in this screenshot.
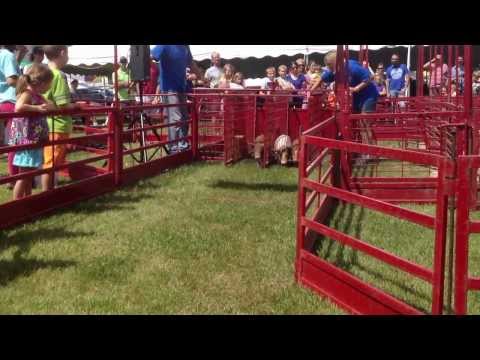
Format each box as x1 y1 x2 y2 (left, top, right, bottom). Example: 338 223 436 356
277 76 294 90
262 77 275 90
229 82 244 89
205 66 223 88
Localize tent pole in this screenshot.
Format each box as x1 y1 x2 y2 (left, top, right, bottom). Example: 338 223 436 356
407 45 411 96
113 45 119 106
305 46 309 67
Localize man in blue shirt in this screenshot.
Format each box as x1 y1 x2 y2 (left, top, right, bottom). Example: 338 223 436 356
385 54 410 98
319 50 379 153
151 45 200 153
320 50 379 113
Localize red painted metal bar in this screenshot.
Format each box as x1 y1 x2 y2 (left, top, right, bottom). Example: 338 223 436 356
295 134 308 279
302 217 434 282
351 177 437 183
298 250 424 314
320 164 333 185
348 111 463 120
303 115 336 135
454 156 471 314
431 159 449 314
122 119 192 135
122 137 192 157
304 136 445 167
191 96 199 160
303 178 435 229
467 278 480 289
0 174 115 231
112 109 123 186
468 221 480 233
0 132 112 155
305 189 319 211
349 181 437 189
306 148 329 175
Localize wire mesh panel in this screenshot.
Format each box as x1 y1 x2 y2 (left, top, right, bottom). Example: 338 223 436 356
260 95 290 167
196 93 225 161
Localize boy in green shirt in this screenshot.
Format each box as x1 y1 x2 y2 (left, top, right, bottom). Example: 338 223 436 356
41 45 80 191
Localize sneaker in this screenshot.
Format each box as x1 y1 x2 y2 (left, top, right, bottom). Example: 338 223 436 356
178 141 190 150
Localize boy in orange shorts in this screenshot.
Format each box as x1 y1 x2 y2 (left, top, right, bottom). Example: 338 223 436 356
41 45 80 191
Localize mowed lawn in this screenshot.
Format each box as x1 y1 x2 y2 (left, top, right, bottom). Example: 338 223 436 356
0 159 343 314
1 153 480 314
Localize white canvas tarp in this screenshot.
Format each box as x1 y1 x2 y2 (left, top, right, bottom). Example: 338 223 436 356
68 45 409 66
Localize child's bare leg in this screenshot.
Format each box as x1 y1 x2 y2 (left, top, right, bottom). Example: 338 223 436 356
13 179 27 200
24 174 33 196
41 173 53 191
13 167 30 200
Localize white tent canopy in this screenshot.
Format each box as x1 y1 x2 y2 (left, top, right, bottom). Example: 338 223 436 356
68 45 410 66
189 45 408 61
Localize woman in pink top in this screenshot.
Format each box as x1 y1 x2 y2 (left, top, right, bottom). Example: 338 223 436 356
423 54 449 96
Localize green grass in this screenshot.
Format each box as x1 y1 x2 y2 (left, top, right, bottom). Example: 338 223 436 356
1 137 480 314
0 160 343 314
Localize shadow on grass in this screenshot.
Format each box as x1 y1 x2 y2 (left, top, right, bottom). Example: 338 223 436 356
63 190 154 215
210 180 297 192
0 227 94 257
0 256 76 286
0 227 83 287
314 164 371 270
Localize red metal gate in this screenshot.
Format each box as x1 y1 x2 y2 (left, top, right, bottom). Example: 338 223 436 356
454 155 480 314
295 122 454 314
0 100 195 231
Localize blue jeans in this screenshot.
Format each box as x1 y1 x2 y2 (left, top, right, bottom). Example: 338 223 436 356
162 93 189 150
354 97 377 113
389 89 405 98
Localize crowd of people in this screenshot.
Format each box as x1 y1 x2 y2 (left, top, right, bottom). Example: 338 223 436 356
2 45 480 200
372 53 480 98
113 47 480 110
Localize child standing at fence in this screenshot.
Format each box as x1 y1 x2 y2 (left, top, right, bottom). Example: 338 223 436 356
41 45 80 191
276 65 294 91
9 64 54 199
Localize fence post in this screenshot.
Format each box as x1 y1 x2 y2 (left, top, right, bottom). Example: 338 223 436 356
454 156 471 314
191 96 199 160
295 133 307 282
112 107 123 186
431 158 449 314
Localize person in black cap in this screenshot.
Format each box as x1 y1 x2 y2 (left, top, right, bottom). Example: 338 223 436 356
113 56 133 101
